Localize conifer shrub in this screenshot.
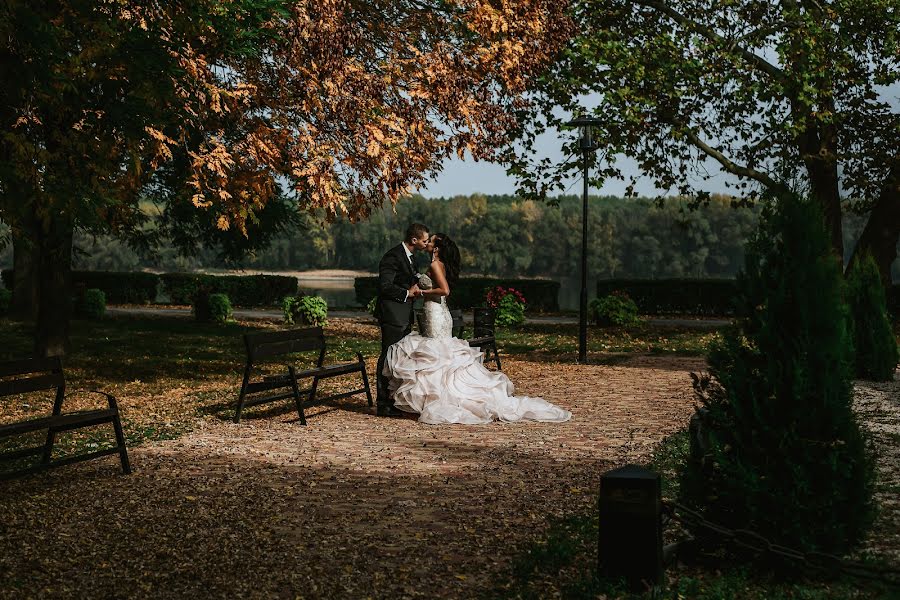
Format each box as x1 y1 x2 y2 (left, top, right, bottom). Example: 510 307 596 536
680 196 874 556
846 254 899 381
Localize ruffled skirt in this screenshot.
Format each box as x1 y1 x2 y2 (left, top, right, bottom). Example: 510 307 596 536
384 334 572 425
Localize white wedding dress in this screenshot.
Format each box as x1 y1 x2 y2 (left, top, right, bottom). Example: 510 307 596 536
383 296 572 425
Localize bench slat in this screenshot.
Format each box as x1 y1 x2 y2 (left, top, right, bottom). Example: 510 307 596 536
294 362 362 379
251 339 325 360
49 409 118 433
242 391 300 407
468 336 496 346
245 378 297 395
0 357 62 378
0 373 64 398
0 445 45 461
0 408 115 437
244 328 325 360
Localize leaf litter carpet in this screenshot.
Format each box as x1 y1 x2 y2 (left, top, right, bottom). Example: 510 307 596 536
2 356 895 598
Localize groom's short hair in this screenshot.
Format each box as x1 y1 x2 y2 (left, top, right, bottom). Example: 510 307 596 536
405 223 429 242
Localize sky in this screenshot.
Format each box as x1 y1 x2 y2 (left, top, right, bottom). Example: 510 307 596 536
416 124 737 200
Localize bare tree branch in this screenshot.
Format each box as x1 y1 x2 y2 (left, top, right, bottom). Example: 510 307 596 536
684 128 790 194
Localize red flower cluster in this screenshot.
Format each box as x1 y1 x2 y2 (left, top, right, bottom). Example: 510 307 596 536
485 286 527 308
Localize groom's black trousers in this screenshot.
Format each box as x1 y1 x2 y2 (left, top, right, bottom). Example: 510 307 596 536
376 322 412 408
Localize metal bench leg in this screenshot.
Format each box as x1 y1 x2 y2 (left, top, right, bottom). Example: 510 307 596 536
358 352 373 407
493 344 502 371
41 429 56 465
234 362 253 424
107 395 131 474
288 366 307 426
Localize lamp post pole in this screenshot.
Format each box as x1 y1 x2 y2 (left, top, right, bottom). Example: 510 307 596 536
566 113 602 365
579 149 589 363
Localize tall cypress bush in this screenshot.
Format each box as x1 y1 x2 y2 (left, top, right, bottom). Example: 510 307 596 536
847 255 899 381
680 196 874 555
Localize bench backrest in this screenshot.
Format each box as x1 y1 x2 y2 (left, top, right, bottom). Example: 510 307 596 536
0 357 66 412
473 307 496 337
243 328 326 363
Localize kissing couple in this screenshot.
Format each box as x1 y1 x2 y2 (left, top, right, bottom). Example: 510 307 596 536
373 223 571 425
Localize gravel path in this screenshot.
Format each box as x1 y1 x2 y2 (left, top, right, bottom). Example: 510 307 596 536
0 356 701 599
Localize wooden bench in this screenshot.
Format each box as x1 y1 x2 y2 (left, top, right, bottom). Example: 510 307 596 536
450 307 502 371
0 357 131 480
234 327 373 424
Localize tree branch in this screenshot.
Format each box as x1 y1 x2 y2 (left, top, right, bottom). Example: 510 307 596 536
683 128 790 194
630 0 786 82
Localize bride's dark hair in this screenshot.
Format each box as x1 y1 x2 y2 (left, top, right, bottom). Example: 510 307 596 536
433 233 460 286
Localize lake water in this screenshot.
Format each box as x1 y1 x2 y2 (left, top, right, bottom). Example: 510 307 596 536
297 276 362 309
299 274 585 312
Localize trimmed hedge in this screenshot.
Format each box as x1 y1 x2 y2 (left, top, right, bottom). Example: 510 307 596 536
597 279 900 317
160 273 297 307
2 269 159 304
596 278 739 316
355 277 560 311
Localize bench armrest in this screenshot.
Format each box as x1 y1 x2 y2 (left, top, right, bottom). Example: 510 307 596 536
65 389 120 411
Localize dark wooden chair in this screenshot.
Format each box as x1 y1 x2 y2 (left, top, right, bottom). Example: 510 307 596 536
469 307 502 370
0 357 131 480
234 327 373 425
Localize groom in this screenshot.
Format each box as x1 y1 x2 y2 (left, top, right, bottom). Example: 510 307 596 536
374 223 429 417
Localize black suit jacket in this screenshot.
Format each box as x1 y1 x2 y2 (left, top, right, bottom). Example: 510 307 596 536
376 243 417 327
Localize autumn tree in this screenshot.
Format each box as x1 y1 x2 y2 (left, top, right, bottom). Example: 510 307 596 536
508 0 900 281
0 0 570 355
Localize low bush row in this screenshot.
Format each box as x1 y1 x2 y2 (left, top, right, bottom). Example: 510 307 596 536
0 270 297 307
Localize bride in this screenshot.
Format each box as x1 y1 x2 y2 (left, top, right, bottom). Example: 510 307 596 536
383 233 572 425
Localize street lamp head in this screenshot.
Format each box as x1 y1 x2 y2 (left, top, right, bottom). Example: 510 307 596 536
566 114 603 152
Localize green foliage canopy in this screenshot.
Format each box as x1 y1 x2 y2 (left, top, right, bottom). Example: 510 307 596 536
509 0 900 278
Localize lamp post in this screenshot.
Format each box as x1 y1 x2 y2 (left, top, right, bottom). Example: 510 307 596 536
566 114 602 364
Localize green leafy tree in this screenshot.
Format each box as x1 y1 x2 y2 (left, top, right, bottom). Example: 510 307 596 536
846 254 899 380
511 0 900 282
682 195 874 555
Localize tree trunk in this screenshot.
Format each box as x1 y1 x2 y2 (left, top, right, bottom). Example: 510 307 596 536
847 173 900 284
34 213 74 358
11 235 39 321
10 210 40 321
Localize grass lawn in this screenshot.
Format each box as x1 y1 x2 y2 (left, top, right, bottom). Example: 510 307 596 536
0 314 722 451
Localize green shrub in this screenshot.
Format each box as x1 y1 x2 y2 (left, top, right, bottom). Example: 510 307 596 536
207 293 233 324
0 288 10 315
366 296 378 316
79 288 106 319
588 292 640 326
494 294 525 327
680 196 874 557
283 295 328 327
846 255 899 381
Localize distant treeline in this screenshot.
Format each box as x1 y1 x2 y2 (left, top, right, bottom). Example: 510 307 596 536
1 194 896 280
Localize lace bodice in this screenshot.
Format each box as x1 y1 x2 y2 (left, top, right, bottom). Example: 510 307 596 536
422 297 453 339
